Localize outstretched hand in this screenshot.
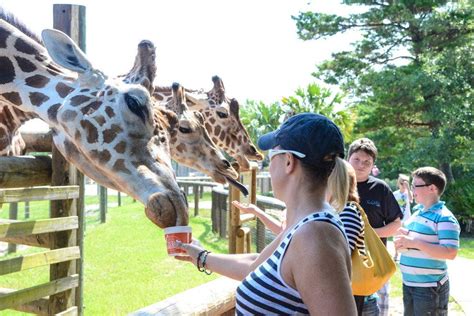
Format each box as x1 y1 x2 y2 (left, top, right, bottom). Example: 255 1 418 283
232 201 262 215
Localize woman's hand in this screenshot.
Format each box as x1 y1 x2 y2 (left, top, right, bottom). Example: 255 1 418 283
232 201 262 215
175 238 204 265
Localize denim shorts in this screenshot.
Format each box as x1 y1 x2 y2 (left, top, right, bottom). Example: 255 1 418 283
402 280 449 316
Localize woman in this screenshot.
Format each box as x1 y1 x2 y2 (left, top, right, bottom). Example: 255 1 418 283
236 157 366 315
176 113 356 315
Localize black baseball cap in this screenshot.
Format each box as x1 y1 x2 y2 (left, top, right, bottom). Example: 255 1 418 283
258 113 344 165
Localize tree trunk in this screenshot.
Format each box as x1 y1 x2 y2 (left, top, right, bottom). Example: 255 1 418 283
440 162 454 184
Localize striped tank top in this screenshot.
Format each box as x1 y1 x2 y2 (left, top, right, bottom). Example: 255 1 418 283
235 209 348 315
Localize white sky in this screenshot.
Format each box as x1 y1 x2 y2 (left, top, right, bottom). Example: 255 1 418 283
2 0 362 105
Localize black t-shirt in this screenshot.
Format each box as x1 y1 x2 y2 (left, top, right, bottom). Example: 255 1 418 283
357 176 402 245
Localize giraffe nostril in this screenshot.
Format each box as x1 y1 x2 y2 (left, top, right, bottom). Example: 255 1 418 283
250 145 257 154
222 159 231 169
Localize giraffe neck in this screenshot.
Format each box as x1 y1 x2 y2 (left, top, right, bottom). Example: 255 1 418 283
0 103 37 155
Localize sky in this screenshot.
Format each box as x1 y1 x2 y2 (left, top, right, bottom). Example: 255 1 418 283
2 0 362 104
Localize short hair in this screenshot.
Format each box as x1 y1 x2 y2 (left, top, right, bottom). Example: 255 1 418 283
347 138 378 162
397 174 410 186
412 167 447 195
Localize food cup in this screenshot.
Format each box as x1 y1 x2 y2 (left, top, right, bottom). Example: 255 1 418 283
164 226 192 256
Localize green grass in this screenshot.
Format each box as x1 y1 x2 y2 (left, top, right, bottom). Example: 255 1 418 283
459 237 474 259
0 196 228 315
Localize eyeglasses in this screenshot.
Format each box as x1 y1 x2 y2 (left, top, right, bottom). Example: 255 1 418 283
267 149 306 160
411 183 431 189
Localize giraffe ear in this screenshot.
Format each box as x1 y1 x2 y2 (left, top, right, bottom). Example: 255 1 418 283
41 29 93 74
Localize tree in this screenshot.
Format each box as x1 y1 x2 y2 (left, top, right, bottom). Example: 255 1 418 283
240 82 356 148
293 0 474 182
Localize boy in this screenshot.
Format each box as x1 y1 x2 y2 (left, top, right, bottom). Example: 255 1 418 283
348 138 402 315
395 167 460 315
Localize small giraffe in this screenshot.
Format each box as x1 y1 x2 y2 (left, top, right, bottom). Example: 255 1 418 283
0 11 187 228
154 76 264 170
121 40 238 183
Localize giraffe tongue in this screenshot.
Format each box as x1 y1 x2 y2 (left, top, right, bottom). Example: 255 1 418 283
225 176 249 197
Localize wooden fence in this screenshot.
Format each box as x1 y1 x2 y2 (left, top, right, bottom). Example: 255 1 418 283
0 185 82 314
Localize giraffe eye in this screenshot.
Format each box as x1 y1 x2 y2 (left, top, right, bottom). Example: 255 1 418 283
125 93 149 124
179 126 192 134
217 111 228 119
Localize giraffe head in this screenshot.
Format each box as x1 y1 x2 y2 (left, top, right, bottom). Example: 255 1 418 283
122 40 238 183
163 82 238 183
199 76 263 170
0 17 188 228
120 40 156 94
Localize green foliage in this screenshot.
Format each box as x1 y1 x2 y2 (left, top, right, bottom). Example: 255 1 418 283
240 82 357 152
444 179 474 218
293 0 474 182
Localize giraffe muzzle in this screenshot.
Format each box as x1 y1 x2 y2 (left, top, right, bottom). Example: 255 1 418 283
145 190 189 228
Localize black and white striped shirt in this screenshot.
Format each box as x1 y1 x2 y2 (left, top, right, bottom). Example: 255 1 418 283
235 209 348 315
340 202 365 255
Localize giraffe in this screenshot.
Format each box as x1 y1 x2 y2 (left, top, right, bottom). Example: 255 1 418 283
0 11 187 228
0 103 36 155
153 76 264 170
121 40 239 184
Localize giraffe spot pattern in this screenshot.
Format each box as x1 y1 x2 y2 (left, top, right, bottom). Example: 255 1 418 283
114 141 127 154
105 106 115 118
90 149 112 164
215 125 221 137
35 54 48 63
219 132 226 142
48 103 61 123
61 109 78 122
209 117 216 124
103 124 123 143
0 26 10 48
113 159 131 175
80 100 102 115
15 56 36 73
56 82 74 98
29 92 49 106
14 37 39 55
1 91 22 106
0 56 15 84
94 115 106 126
25 74 50 88
80 119 98 144
176 143 185 153
70 95 91 106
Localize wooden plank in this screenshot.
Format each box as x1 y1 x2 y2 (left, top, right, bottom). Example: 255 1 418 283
0 186 79 203
0 156 52 188
56 306 78 315
0 233 51 248
21 131 53 153
130 277 238 315
0 217 78 238
0 289 48 315
239 213 256 224
0 274 79 310
0 246 80 275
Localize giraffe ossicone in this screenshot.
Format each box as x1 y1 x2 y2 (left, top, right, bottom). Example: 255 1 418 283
0 14 188 228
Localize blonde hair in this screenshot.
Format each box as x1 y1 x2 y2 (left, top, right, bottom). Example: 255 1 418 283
397 174 410 186
328 158 359 212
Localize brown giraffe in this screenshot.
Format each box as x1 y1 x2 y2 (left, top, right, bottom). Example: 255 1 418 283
0 12 186 228
121 40 239 184
0 103 36 155
153 76 264 170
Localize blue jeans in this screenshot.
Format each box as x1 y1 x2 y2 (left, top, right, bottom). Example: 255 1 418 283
362 296 379 316
403 280 449 316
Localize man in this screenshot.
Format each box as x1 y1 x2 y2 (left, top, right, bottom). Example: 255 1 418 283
348 138 402 316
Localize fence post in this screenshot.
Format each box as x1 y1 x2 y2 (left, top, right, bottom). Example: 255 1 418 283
24 201 30 219
193 184 199 216
99 186 107 223
118 191 121 206
8 202 18 254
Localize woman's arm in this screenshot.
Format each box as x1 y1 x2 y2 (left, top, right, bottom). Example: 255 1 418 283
176 232 284 280
232 201 284 234
283 222 356 315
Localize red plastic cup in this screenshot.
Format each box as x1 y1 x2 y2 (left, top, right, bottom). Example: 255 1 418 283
164 226 192 256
